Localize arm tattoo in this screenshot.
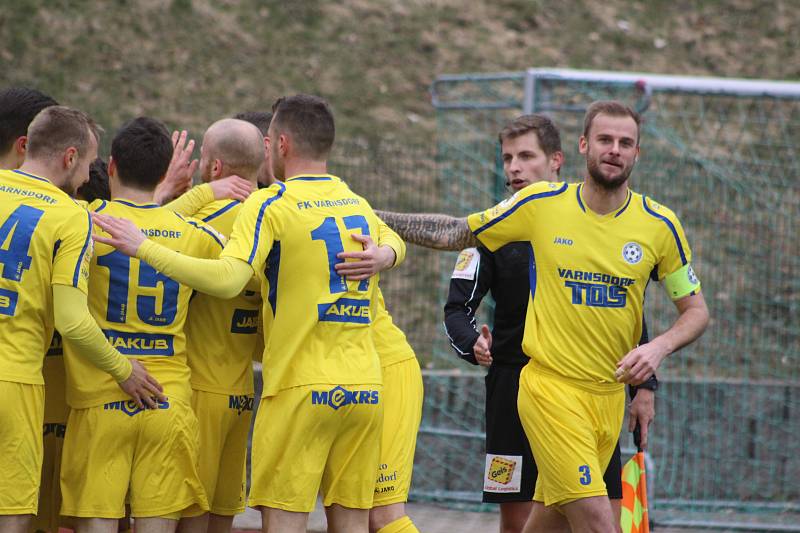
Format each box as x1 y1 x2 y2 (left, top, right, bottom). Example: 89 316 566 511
375 210 478 251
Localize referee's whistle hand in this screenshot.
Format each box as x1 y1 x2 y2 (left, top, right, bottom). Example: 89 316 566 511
473 325 493 367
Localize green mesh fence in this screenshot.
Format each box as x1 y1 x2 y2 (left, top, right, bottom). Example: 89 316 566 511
326 71 800 530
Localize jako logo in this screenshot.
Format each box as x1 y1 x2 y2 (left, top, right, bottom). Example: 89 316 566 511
311 386 379 410
104 398 170 417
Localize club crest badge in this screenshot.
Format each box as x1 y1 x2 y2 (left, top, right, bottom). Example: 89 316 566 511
622 242 643 264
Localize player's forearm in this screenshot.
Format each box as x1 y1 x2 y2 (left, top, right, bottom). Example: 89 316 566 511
375 210 477 251
651 294 710 359
52 284 133 383
442 312 480 364
376 217 407 267
137 240 254 299
163 183 214 214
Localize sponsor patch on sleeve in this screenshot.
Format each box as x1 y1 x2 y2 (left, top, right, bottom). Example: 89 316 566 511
451 248 480 280
483 454 523 493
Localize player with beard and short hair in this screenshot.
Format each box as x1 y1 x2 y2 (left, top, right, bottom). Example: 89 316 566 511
0 106 163 533
443 113 657 533
375 100 709 533
176 118 265 533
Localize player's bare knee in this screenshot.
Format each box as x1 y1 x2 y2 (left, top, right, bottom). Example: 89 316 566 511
369 502 405 532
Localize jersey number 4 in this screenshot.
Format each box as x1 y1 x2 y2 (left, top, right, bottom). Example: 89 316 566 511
0 206 44 317
0 205 45 282
97 250 179 326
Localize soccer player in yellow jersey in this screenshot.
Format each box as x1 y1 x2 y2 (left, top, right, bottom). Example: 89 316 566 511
378 101 709 533
59 117 224 532
173 118 265 533
93 94 406 533
0 105 162 533
0 86 66 533
367 289 424 533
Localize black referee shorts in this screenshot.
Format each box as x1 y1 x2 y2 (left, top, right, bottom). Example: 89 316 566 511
483 364 622 503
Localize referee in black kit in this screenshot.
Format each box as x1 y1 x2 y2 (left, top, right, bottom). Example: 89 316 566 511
443 114 657 533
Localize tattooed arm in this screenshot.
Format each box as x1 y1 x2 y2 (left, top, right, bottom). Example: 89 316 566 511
376 210 479 251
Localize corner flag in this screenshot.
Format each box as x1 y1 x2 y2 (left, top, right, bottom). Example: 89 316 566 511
621 426 650 533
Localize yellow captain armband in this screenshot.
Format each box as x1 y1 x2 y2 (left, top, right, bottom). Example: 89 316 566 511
664 263 701 300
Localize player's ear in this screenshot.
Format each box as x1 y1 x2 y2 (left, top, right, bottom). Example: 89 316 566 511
213 158 223 178
107 156 117 178
578 136 588 155
63 146 78 169
550 151 564 174
278 133 289 158
14 136 27 156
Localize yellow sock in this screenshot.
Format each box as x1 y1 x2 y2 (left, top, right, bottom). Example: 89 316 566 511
376 515 420 533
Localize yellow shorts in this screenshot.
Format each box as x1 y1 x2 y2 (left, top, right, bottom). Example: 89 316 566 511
373 358 423 507
0 381 44 515
249 384 383 512
188 390 253 516
517 365 624 507
60 397 208 518
35 355 69 532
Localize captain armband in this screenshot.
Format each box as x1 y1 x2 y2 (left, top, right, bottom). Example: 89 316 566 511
663 263 701 300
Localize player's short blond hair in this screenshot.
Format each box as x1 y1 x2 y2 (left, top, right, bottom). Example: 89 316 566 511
26 105 99 159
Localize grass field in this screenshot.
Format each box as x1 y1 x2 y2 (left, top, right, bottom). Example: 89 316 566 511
2 0 797 149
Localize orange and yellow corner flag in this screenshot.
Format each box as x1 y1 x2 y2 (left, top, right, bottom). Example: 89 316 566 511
621 440 650 532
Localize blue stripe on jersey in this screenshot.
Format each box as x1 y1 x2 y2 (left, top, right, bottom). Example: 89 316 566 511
113 199 159 209
73 211 93 287
642 196 687 265
473 183 568 237
202 200 239 223
527 243 537 302
94 200 108 213
576 184 586 212
248 182 286 264
13 169 51 184
290 176 332 182
265 241 281 316
187 220 224 249
615 191 632 217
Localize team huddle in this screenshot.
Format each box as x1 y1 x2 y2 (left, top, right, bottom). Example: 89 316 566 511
0 86 708 533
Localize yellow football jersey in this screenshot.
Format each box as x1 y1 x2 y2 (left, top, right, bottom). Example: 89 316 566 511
63 199 224 408
222 174 393 397
184 200 261 395
372 288 416 368
468 181 700 387
0 169 93 385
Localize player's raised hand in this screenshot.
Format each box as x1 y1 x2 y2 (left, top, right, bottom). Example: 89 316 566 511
210 174 254 202
335 233 397 280
118 360 166 409
154 130 198 205
616 341 667 385
628 388 655 449
472 324 493 367
91 213 147 257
